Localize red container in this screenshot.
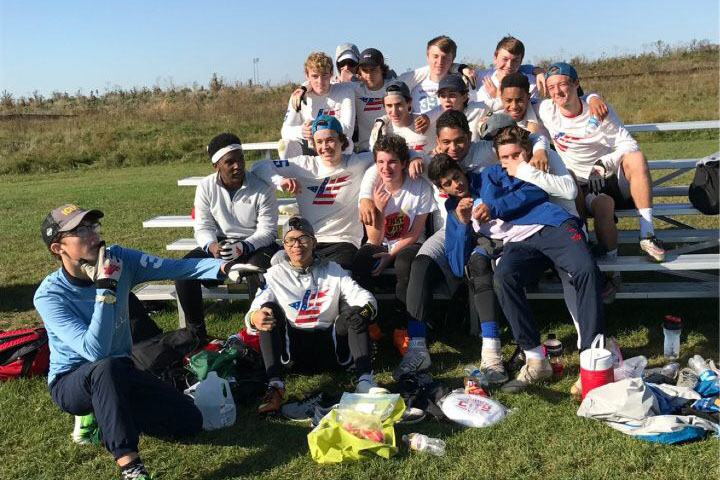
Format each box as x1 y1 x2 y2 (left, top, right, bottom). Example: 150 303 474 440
579 365 615 399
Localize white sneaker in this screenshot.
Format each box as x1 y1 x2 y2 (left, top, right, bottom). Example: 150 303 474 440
393 339 431 381
501 358 553 393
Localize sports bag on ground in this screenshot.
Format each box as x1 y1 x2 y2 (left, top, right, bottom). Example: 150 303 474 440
0 327 50 381
689 158 719 215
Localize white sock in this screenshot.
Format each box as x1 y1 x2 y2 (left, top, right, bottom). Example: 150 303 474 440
408 337 427 350
604 248 618 260
482 337 501 351
638 208 654 237
524 346 545 360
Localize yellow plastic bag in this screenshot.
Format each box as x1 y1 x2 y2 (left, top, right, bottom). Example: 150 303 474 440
307 396 406 463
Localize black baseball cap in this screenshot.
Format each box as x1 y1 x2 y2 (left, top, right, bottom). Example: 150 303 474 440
384 80 411 100
358 48 384 67
282 216 315 239
41 204 103 246
438 74 467 93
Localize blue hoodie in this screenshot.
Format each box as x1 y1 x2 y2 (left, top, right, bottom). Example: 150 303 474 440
34 245 224 384
445 164 575 277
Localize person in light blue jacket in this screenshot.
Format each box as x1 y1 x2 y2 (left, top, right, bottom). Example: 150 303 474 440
34 203 244 480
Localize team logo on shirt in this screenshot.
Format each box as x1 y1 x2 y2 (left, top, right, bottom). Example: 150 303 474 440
289 288 328 324
273 159 290 167
361 97 383 112
552 132 582 152
307 175 351 205
384 211 410 241
316 108 337 117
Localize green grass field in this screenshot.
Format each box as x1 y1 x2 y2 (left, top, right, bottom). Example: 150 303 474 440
1 46 719 480
1 133 718 480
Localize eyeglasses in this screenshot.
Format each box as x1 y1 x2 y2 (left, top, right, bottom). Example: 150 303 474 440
65 222 101 238
283 234 313 247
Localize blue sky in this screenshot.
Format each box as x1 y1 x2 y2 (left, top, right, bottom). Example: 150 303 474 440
1 0 718 97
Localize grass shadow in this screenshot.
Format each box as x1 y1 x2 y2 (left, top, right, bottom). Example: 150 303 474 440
0 283 40 313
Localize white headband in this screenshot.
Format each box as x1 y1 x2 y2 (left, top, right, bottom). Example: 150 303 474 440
211 144 243 164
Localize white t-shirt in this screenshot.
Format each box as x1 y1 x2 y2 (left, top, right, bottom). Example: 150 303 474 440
369 113 435 154
399 66 440 114
537 98 639 181
251 152 374 247
471 66 539 106
378 175 435 249
281 82 356 149
353 80 392 151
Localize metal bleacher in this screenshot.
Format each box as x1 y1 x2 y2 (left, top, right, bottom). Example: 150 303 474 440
134 120 720 315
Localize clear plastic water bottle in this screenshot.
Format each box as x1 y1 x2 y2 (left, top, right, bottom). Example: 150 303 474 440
662 315 682 359
463 364 488 392
402 433 446 456
688 355 718 382
661 362 680 379
585 116 601 135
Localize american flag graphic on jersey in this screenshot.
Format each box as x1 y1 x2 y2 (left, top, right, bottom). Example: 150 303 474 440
307 175 351 205
317 108 337 117
290 288 328 324
362 98 383 111
552 132 583 153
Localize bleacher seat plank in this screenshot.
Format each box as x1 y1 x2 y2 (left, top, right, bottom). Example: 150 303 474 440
626 120 719 133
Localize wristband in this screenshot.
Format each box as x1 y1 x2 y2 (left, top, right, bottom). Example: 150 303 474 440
95 292 117 304
96 279 118 291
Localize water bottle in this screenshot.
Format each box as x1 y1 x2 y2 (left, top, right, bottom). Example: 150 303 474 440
193 371 236 430
662 315 682 359
688 355 718 382
463 364 488 393
402 433 446 456
585 116 600 136
543 334 564 377
661 362 680 379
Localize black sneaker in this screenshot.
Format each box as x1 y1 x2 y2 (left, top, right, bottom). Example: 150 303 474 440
280 391 337 422
505 344 526 374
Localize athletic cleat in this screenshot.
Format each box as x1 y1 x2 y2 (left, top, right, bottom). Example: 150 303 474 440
570 377 582 399
501 358 553 393
398 407 427 425
281 391 335 422
258 385 285 416
479 351 509 385
639 234 666 262
355 376 379 393
72 413 100 445
311 403 338 427
393 343 431 381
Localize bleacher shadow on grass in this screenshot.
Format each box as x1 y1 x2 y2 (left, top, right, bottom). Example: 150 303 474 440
0 283 39 313
185 412 314 479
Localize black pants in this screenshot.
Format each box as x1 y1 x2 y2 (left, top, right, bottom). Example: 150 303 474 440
175 243 278 338
466 253 499 334
316 242 358 270
405 254 443 323
493 219 604 351
49 357 201 459
258 302 371 379
351 243 420 308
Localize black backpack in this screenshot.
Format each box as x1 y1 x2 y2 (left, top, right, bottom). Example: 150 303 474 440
689 160 719 215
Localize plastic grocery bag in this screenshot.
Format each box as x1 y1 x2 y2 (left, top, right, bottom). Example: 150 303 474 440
307 394 405 463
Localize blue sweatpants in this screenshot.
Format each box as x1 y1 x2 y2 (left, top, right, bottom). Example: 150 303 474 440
493 219 604 351
49 357 202 459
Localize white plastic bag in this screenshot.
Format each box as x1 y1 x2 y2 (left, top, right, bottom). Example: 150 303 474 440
439 389 509 428
614 355 648 381
192 371 236 430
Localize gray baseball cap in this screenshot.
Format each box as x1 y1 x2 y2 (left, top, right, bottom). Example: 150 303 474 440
479 112 517 140
41 204 103 246
282 216 315 239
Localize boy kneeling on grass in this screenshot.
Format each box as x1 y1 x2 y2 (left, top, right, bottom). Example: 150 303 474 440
429 125 606 393
34 204 250 480
245 217 379 416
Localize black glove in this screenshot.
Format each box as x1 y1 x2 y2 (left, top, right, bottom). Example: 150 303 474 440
291 86 308 112
345 303 376 330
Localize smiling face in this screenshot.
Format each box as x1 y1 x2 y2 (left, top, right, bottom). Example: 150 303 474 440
426 45 453 77
546 74 580 110
436 126 470 160
384 94 411 125
437 168 469 198
312 128 342 165
359 65 384 90
214 150 245 189
493 48 522 79
438 89 467 111
283 230 315 266
500 86 529 120
496 142 530 169
375 150 406 186
305 68 332 95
